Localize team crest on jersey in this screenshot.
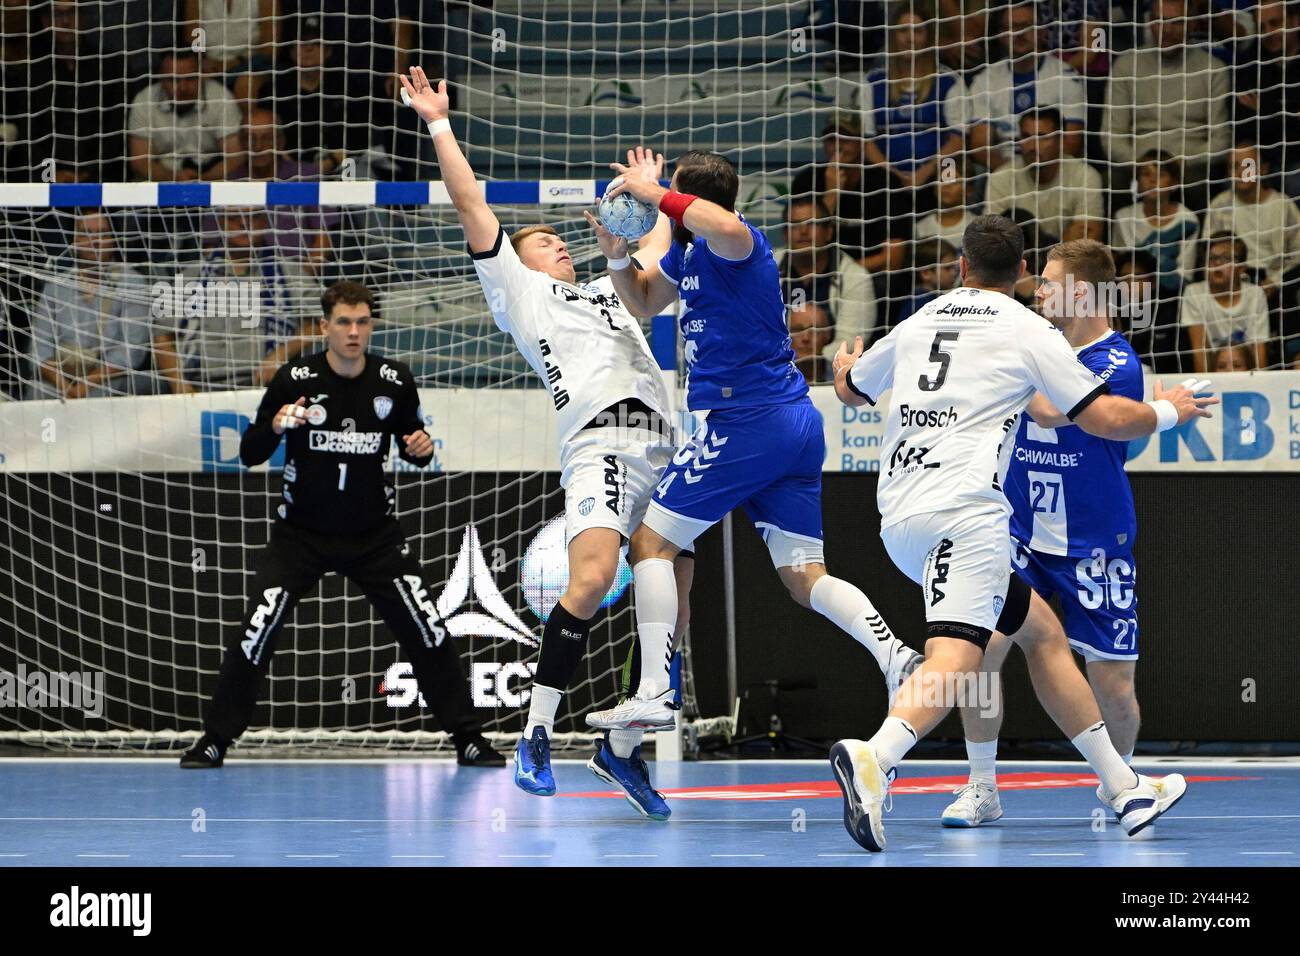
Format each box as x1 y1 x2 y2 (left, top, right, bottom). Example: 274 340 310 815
373 396 394 420
578 497 595 516
306 404 327 426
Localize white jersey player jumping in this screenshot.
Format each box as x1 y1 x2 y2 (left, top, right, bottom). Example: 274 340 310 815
829 214 1218 852
401 67 689 819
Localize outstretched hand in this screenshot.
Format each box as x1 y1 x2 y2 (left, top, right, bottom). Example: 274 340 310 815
606 145 669 205
582 209 629 261
1155 377 1218 425
398 66 448 123
833 336 866 378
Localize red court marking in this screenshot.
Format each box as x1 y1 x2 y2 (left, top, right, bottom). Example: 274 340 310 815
561 772 1253 801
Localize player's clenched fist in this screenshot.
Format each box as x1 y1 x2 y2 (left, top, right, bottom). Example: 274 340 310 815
403 430 434 459
273 396 308 435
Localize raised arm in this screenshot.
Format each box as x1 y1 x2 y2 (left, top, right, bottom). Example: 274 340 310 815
603 153 752 261
1073 379 1216 441
399 66 500 253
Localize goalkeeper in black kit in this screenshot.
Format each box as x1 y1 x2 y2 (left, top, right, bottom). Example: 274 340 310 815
181 280 503 769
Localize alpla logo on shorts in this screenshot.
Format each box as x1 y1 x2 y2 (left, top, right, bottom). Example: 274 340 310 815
373 396 394 421
578 496 595 516
396 574 447 648
929 539 954 606
379 363 402 385
898 404 959 428
602 454 622 515
242 587 286 663
935 303 996 318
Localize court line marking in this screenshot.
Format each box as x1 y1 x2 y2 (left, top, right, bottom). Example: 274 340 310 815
0 853 29 857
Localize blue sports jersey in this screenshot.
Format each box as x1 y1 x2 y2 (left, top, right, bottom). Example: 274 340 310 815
659 218 808 411
862 67 964 170
1006 330 1143 557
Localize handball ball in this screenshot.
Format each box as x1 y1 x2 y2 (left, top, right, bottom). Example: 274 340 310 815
598 177 660 240
520 515 632 623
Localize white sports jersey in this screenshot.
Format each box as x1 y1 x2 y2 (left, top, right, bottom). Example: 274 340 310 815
847 286 1108 530
472 227 671 447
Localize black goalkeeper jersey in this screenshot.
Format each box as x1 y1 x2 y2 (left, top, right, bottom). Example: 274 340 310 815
240 350 433 534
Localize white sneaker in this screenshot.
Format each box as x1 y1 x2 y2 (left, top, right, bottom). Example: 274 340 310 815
1101 773 1187 836
884 643 923 709
585 688 678 731
829 739 891 852
940 782 1003 828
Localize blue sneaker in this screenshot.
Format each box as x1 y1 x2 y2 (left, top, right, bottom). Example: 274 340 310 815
587 740 671 821
514 727 556 796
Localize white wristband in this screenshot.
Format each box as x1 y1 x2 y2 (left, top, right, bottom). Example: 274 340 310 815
606 255 631 271
1148 398 1178 432
428 118 452 137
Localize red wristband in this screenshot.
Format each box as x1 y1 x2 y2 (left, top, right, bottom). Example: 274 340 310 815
659 190 699 222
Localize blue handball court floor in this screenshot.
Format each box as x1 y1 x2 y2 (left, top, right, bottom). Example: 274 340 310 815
1 757 1296 867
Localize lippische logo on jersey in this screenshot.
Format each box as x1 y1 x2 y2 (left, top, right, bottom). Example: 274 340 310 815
934 303 998 319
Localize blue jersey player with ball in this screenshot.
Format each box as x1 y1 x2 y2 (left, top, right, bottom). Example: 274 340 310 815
583 148 919 745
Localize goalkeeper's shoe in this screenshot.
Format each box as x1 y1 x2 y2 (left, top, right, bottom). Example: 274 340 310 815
588 739 671 821
830 739 892 852
940 782 1003 828
513 727 556 796
585 688 679 732
179 732 228 769
455 733 506 767
1100 773 1187 836
885 643 923 710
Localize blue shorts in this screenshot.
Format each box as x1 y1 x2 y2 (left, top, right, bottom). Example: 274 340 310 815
645 400 825 563
1011 537 1139 661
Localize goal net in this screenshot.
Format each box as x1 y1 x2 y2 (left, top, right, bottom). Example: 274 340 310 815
1 0 1296 753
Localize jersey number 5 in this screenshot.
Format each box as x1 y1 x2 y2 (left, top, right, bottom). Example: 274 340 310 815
918 331 960 392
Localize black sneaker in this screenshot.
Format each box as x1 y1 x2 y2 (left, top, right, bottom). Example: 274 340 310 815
180 732 228 769
455 734 505 767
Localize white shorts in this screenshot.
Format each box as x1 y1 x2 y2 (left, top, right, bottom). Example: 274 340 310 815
881 505 1012 645
560 428 673 545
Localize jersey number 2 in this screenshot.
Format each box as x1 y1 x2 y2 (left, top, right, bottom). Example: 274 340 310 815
918 331 960 392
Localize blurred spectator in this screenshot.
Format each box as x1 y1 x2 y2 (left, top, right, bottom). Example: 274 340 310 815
788 303 834 384
234 107 342 271
897 238 960 323
914 160 980 252
1204 140 1300 310
1 0 36 179
807 0 888 69
1103 0 1231 206
153 209 316 392
1214 341 1255 371
1234 0 1300 198
1114 247 1185 372
859 7 968 212
934 0 991 79
252 13 358 161
28 212 154 400
778 194 878 374
965 0 1087 171
23 1 130 183
790 115 909 274
184 0 280 104
984 108 1104 243
1045 0 1112 74
1111 150 1201 297
1181 231 1270 372
127 50 244 181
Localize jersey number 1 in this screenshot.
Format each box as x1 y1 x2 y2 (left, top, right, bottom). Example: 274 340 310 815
337 463 348 491
919 331 960 392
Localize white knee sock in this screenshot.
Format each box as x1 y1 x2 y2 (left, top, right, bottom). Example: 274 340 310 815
1071 721 1139 797
1121 751 1134 766
632 558 677 699
609 728 644 759
966 738 998 787
525 684 562 737
809 575 901 671
867 716 918 775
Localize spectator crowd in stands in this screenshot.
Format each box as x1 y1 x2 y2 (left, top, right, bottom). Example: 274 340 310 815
1 0 1299 399
781 0 1300 382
